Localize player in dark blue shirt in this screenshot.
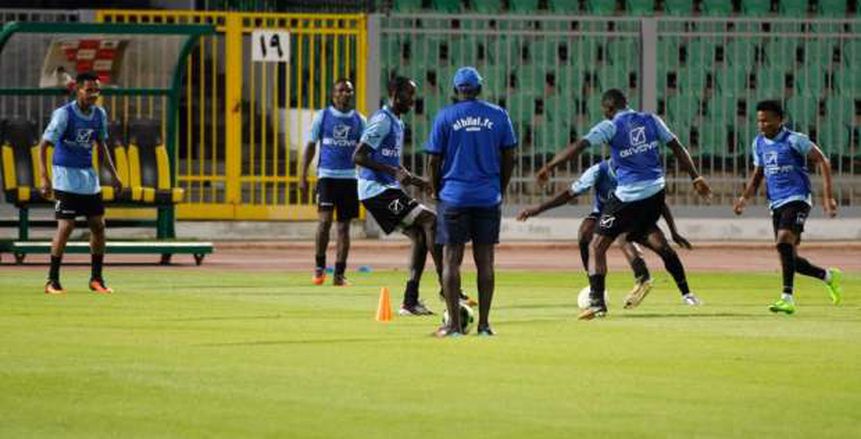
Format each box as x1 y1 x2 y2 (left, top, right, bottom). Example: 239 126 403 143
518 159 692 308
426 67 516 337
733 100 842 314
300 79 366 286
536 89 711 320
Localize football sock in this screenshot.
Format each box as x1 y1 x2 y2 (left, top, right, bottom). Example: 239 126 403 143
588 274 606 306
631 257 650 282
315 254 326 271
781 293 794 303
404 280 419 305
578 239 590 271
49 255 62 281
334 261 346 277
659 247 690 295
795 256 826 280
777 242 795 295
91 253 104 280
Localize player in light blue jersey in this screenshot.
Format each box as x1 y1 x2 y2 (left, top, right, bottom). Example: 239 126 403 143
38 72 122 295
300 79 366 286
733 100 842 314
518 159 693 308
426 67 516 337
536 89 712 320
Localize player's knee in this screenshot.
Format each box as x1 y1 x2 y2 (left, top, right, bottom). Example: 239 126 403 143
657 244 676 260
90 221 106 236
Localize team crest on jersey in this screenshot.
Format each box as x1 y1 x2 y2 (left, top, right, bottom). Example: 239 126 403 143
75 128 95 145
388 198 404 214
764 151 778 166
333 124 351 140
599 214 615 229
796 211 808 225
629 126 646 146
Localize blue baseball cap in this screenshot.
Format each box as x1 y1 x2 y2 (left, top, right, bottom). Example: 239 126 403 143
453 66 482 90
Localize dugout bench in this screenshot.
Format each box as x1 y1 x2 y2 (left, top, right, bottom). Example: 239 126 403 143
0 117 212 265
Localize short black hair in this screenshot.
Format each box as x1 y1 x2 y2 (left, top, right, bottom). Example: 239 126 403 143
756 100 784 118
387 75 415 96
75 71 99 86
334 77 352 87
601 88 627 109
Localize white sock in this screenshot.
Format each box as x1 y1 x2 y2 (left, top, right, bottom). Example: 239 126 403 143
781 293 794 303
824 269 832 283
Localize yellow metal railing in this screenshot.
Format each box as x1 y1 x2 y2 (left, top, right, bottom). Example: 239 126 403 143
96 10 367 220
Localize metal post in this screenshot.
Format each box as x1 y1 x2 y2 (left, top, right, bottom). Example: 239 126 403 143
640 17 657 114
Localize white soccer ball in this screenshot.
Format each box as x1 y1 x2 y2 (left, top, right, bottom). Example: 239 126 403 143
442 302 475 334
577 286 609 309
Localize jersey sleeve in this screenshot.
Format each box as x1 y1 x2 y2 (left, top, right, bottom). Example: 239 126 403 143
41 108 68 145
424 111 447 155
651 114 676 143
788 132 813 156
500 110 517 149
569 163 601 195
359 111 391 150
307 109 325 143
582 120 616 147
751 139 761 167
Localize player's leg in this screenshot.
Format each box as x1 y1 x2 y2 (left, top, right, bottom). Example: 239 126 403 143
400 224 433 315
782 203 842 305
437 243 465 337
772 227 800 313
312 179 336 285
641 226 699 305
577 216 597 271
86 213 113 293
332 179 359 286
46 218 75 294
333 220 350 285
620 239 653 309
579 233 615 319
471 204 501 335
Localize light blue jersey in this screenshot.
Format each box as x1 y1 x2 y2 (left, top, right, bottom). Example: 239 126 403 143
425 99 517 207
569 160 617 214
42 101 108 195
308 106 366 179
752 127 813 209
357 106 404 200
583 108 675 202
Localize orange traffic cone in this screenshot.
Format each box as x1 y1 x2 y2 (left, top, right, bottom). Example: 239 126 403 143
375 287 392 322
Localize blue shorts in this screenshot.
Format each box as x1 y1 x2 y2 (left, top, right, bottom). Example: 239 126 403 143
435 201 501 245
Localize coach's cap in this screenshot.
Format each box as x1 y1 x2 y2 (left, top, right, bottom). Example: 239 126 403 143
453 66 482 90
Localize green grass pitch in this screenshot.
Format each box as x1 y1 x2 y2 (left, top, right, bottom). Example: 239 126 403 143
1 269 859 438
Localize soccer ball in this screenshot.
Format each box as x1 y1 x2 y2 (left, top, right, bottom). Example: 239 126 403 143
442 302 475 334
577 286 610 309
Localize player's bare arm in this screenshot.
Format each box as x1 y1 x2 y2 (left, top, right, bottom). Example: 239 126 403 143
517 187 576 221
38 139 54 198
501 147 515 197
353 142 424 189
661 202 692 249
733 166 764 215
428 153 442 198
299 140 316 197
98 140 122 192
807 143 837 218
666 138 712 201
535 138 588 185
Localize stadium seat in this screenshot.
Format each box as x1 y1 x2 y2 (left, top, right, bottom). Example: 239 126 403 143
127 119 184 205
606 38 639 65
794 66 826 96
448 36 479 66
700 0 735 15
597 65 633 91
816 120 851 155
569 38 600 65
834 67 861 93
778 0 810 16
627 0 656 15
764 39 799 67
411 35 444 65
685 39 720 65
504 93 538 126
816 0 849 17
802 40 837 67
556 65 586 96
585 0 618 15
431 0 462 13
544 94 575 126
697 121 729 157
725 39 757 66
0 119 50 206
824 96 856 120
657 37 682 67
741 0 773 16
547 0 580 13
528 39 556 65
667 94 701 121
513 65 546 93
508 0 540 14
785 95 820 127
677 67 707 94
393 0 424 12
706 95 740 120
714 66 748 96
478 65 507 98
661 0 694 15
754 67 788 97
94 122 132 202
470 0 503 13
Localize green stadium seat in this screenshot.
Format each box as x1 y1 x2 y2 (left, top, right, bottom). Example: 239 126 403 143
677 67 707 94
514 66 545 92
698 121 729 157
431 0 462 13
479 65 507 98
764 39 798 67
816 121 851 155
778 0 810 16
586 93 605 123
661 0 694 15
505 94 538 126
485 36 522 65
685 39 720 65
548 0 580 13
556 65 586 96
393 0 424 12
667 94 701 121
802 40 836 67
544 94 575 125
569 38 599 65
794 66 826 96
785 95 819 127
816 0 847 18
714 67 747 96
470 0 503 13
754 67 787 97
834 67 861 93
657 37 682 67
700 0 735 15
586 0 618 15
528 40 556 65
725 40 756 66
626 0 656 15
409 35 444 65
606 38 638 65
448 37 479 66
508 0 540 14
741 0 772 16
706 96 739 120
824 96 855 120
845 40 861 69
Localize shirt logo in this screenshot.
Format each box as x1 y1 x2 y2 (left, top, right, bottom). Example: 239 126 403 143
388 199 404 214
75 128 95 145
629 126 646 146
764 151 778 166
333 124 350 140
599 215 615 229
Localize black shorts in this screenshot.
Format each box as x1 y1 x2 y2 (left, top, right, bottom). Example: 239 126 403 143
316 178 359 221
597 190 665 241
772 201 810 238
54 190 105 220
435 201 501 245
362 188 430 235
